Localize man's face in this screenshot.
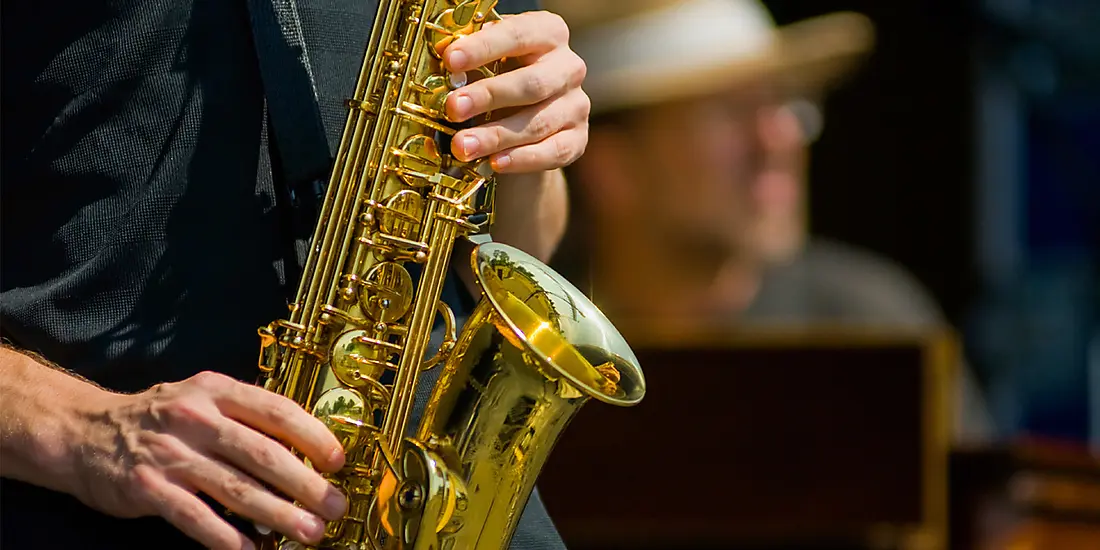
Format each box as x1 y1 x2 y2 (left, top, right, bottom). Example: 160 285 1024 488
617 84 812 265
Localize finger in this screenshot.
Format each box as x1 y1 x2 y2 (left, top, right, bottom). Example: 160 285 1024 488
488 125 589 174
451 88 589 162
185 452 329 547
200 377 344 473
137 467 256 550
444 11 568 73
446 50 584 122
210 418 348 521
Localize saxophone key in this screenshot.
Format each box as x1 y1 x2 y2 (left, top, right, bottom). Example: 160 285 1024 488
313 387 371 452
378 191 424 239
332 329 398 387
358 262 414 323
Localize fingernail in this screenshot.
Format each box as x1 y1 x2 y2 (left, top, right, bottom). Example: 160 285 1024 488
298 511 326 543
448 49 468 70
452 93 473 119
493 154 512 171
322 488 348 520
461 135 479 159
328 446 345 469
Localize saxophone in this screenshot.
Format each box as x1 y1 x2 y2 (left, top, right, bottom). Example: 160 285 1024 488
253 1 645 548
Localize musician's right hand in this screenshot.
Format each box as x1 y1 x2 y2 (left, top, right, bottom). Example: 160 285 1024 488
68 371 347 550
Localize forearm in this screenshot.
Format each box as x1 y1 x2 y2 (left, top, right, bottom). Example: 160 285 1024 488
489 168 569 263
0 346 103 496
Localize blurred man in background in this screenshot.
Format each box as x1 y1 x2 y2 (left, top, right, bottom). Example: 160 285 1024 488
547 0 995 442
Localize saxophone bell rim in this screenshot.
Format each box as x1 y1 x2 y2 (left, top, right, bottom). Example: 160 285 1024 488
470 241 646 407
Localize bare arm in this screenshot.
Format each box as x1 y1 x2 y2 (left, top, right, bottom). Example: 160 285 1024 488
0 345 348 550
491 168 570 264
0 346 106 495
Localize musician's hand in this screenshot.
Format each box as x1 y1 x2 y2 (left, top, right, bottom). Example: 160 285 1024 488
444 10 590 174
72 371 347 550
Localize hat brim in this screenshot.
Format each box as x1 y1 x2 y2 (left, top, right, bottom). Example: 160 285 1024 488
586 11 876 114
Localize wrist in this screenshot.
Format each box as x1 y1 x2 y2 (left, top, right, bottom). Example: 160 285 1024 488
0 351 115 498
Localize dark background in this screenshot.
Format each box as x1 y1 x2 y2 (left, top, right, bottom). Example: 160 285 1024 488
760 0 1099 442
763 0 978 323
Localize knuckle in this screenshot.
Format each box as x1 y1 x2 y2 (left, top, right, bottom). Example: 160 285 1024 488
474 84 495 114
571 56 588 89
524 72 551 100
266 397 315 437
485 125 504 151
546 11 569 42
173 498 207 527
267 395 302 425
477 37 496 63
532 11 567 42
158 398 211 431
529 112 553 140
576 91 592 120
508 20 529 53
148 381 170 399
249 439 281 472
191 370 232 393
552 137 576 167
221 474 253 504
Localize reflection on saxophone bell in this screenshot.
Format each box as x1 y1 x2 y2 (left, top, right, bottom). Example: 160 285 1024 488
250 0 646 548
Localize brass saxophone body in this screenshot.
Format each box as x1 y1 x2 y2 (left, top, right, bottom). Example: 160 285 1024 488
254 1 645 548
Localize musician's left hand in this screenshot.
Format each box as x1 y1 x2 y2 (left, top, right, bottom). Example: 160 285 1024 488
443 11 590 174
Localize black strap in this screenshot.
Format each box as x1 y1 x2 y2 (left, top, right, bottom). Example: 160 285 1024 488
244 0 335 282
244 0 333 193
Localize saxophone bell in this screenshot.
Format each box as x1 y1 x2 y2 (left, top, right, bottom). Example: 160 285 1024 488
371 242 645 549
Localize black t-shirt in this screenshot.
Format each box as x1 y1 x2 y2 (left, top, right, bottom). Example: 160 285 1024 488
1 0 562 548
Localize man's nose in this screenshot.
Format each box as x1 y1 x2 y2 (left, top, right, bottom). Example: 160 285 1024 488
757 102 815 151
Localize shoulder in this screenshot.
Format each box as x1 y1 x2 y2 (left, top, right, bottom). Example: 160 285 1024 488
788 238 945 326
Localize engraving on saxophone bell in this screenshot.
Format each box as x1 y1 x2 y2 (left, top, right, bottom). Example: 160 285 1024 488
250 0 646 548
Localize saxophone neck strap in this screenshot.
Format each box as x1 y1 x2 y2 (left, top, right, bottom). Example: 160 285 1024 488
245 0 333 194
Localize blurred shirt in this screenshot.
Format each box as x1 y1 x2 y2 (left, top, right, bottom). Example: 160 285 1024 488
744 237 997 443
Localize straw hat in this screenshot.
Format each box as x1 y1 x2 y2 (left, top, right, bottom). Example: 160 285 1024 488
544 0 876 114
